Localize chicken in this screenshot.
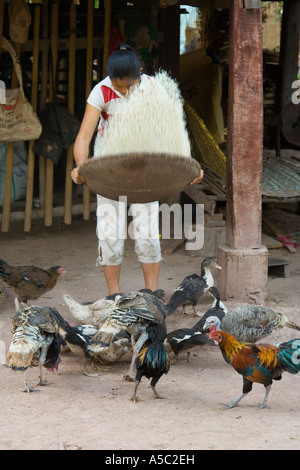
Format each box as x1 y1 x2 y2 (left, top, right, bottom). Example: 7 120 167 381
207 326 300 409
0 259 65 309
88 290 167 381
65 324 131 376
191 286 228 333
166 257 222 316
164 327 215 363
63 289 166 328
202 303 300 343
131 341 170 401
63 293 121 328
6 305 63 392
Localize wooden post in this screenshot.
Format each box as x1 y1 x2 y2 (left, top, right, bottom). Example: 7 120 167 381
82 0 94 221
1 43 20 233
44 1 58 227
0 0 4 55
102 0 112 77
217 0 268 303
38 0 49 212
64 3 77 225
24 4 41 232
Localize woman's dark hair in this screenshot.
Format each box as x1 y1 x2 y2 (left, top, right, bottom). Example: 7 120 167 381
107 44 141 80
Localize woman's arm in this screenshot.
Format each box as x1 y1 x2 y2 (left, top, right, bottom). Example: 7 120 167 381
71 103 101 184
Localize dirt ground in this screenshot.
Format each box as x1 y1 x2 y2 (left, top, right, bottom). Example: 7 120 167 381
1 213 300 451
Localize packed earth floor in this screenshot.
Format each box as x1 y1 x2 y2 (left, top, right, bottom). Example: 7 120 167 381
1 213 300 450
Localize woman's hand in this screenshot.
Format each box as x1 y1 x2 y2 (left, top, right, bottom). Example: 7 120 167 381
71 167 86 184
189 168 204 186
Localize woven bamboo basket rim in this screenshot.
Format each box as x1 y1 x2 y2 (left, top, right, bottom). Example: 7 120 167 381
79 152 201 203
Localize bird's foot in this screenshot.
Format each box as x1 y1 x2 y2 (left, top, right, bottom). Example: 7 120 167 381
220 402 239 409
248 402 268 410
151 385 168 400
130 396 141 402
257 403 268 410
20 385 40 393
123 374 135 382
35 379 52 387
84 371 101 378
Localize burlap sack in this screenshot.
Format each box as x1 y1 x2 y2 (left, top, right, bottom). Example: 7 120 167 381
8 0 31 44
0 37 42 142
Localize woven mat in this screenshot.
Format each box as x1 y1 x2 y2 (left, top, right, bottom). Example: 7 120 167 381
262 156 300 198
79 152 201 203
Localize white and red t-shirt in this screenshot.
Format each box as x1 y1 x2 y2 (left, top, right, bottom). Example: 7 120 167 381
87 74 151 137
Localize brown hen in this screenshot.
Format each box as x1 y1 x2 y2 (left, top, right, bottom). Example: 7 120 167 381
0 259 65 308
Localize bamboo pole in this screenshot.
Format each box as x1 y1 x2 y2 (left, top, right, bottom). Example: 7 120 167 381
82 0 94 220
1 43 20 233
102 0 112 78
24 4 41 232
0 0 4 57
64 3 77 225
38 0 49 212
44 1 58 227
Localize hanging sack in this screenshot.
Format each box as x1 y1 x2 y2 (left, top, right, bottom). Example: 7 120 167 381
0 37 42 142
32 103 64 164
33 101 80 163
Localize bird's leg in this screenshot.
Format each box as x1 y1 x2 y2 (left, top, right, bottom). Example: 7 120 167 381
150 375 167 399
14 297 20 312
35 364 51 387
221 377 252 409
150 385 166 399
257 385 272 410
123 330 149 382
124 350 138 382
220 393 248 409
20 371 40 393
82 356 102 377
130 381 141 402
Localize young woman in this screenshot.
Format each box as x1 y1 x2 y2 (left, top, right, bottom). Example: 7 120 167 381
71 44 203 295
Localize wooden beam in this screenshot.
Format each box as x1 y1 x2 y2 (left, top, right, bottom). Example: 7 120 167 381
38 0 49 212
1 43 20 233
82 0 94 221
24 4 41 232
225 0 263 249
102 0 112 78
44 1 58 227
64 3 77 225
217 0 268 303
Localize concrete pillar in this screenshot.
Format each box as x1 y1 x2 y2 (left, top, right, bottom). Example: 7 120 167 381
217 0 268 303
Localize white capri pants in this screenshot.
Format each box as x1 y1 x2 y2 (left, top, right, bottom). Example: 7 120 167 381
96 195 162 266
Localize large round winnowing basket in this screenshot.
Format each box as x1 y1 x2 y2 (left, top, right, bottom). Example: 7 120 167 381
78 152 201 203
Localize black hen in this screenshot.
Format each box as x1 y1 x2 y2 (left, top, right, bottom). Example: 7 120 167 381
131 341 170 401
88 290 167 381
167 257 222 316
6 305 64 392
164 327 215 362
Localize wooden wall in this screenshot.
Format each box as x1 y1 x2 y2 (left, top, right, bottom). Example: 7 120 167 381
0 0 178 232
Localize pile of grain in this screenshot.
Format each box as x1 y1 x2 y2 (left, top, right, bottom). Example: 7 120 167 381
94 70 191 158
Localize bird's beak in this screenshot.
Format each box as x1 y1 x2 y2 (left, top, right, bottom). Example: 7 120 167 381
213 262 222 269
